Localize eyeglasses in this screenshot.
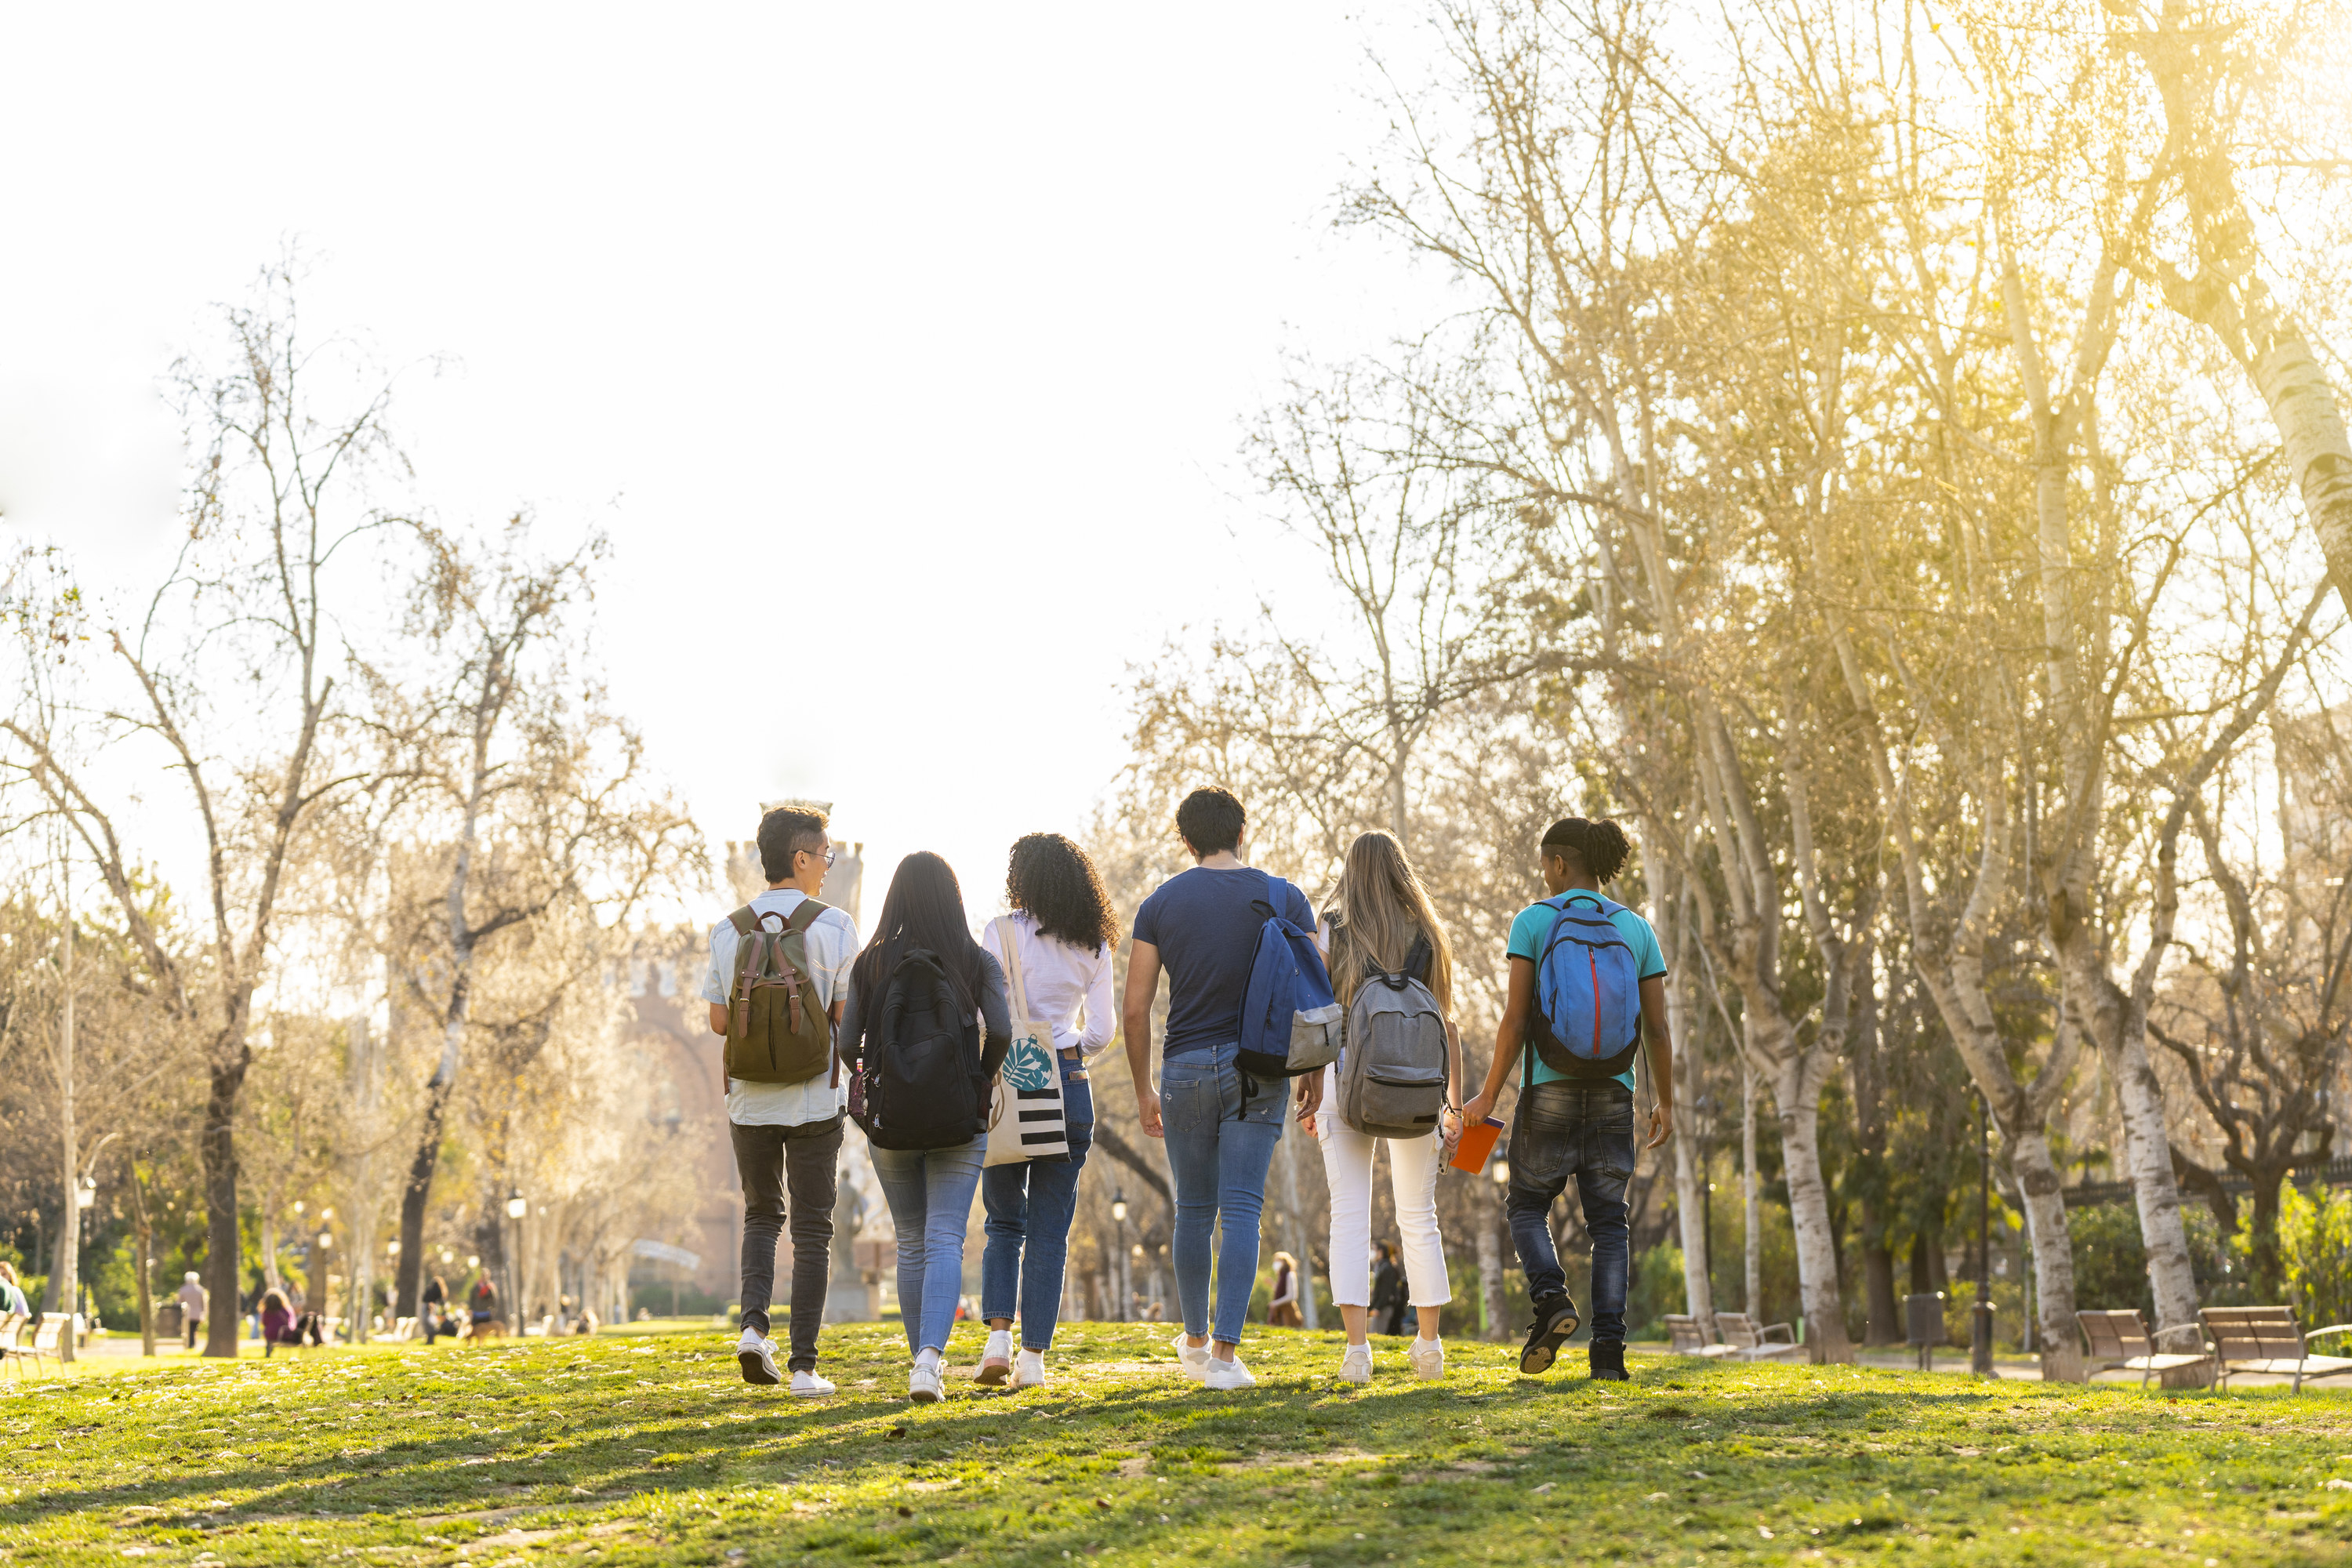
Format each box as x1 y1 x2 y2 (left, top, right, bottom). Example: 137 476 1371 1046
801 844 837 869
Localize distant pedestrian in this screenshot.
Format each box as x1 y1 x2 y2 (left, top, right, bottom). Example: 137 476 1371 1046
176 1272 208 1349
1268 1253 1303 1328
469 1276 499 1329
0 1261 27 1319
977 833 1119 1391
1367 1243 1406 1337
420 1275 448 1344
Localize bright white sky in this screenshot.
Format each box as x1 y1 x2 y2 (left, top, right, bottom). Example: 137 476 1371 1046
0 2 1451 925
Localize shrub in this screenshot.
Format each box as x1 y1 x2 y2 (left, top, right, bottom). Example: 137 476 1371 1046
2277 1183 2352 1327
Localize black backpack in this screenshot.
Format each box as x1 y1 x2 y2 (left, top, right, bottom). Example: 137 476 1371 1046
851 948 988 1151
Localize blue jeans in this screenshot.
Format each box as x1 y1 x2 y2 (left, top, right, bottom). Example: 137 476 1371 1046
869 1134 986 1356
980 1058 1094 1350
1161 1042 1287 1347
1505 1080 1634 1345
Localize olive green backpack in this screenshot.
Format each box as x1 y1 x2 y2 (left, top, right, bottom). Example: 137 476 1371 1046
723 900 838 1086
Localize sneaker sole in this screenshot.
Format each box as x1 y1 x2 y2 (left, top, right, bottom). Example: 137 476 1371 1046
910 1387 941 1404
739 1350 781 1387
975 1359 1011 1387
1519 1306 1582 1375
789 1385 834 1398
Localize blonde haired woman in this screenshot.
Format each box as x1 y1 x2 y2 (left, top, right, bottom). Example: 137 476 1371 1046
1310 829 1463 1382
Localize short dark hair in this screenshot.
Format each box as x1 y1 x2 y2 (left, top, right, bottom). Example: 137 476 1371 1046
757 805 829 882
1174 787 1247 857
1541 816 1632 883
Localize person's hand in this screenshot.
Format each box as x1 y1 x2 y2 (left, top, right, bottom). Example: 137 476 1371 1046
1138 1085 1164 1139
1439 1105 1464 1153
1646 1100 1673 1150
1294 1070 1324 1129
1463 1089 1496 1127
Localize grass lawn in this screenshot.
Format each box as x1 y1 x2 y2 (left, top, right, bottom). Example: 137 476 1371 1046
8 1322 2352 1566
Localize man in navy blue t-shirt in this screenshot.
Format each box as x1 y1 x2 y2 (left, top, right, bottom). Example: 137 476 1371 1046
1123 786 1323 1392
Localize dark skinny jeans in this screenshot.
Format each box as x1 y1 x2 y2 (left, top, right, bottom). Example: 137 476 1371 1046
731 1115 843 1372
1504 1079 1635 1345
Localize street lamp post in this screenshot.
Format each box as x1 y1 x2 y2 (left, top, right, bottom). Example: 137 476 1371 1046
315 1229 334 1342
1973 1089 1996 1377
506 1189 528 1329
1110 1191 1129 1322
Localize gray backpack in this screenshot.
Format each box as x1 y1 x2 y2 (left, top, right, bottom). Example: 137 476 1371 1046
1336 937 1450 1139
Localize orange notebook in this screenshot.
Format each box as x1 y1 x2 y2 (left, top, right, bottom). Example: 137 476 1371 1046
1450 1116 1504 1174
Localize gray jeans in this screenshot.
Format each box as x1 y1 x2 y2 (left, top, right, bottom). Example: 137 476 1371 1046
730 1116 843 1372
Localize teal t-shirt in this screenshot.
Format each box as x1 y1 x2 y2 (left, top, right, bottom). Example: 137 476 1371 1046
1506 893 1668 1092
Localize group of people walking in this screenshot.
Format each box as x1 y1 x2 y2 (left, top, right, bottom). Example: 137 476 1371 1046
708 789 1674 1402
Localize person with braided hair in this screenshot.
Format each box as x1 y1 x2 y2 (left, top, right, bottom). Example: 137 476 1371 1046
1463 815 1676 1381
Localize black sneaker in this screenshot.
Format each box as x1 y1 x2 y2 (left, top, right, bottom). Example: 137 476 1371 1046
1519 1295 1582 1375
1588 1340 1628 1381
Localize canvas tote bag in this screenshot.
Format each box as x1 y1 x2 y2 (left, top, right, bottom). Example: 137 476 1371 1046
983 915 1072 1167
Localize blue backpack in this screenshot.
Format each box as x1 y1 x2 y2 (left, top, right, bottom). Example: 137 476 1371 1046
1528 892 1643 1082
1236 873 1343 1086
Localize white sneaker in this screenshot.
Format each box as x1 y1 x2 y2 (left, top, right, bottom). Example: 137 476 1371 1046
736 1327 780 1387
1172 1329 1211 1383
976 1328 1013 1386
790 1368 837 1397
1014 1348 1047 1388
1202 1354 1256 1392
1338 1343 1373 1385
909 1363 943 1403
1407 1335 1446 1381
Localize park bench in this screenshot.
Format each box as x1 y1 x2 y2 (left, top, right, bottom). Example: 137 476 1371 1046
0 1310 25 1381
4 1316 64 1379
1716 1312 1803 1360
1664 1314 1739 1358
523 1315 555 1337
2201 1305 2352 1393
2076 1309 2213 1389
376 1316 418 1343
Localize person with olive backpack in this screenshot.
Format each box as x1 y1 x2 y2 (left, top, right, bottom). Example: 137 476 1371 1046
837 851 1011 1403
703 804 859 1397
1462 815 1676 1383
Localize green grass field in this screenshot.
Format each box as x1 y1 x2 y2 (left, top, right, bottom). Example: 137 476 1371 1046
8 1321 2352 1566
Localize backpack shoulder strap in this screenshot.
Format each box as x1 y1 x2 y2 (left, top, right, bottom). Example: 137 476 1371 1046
727 906 760 936
786 897 829 935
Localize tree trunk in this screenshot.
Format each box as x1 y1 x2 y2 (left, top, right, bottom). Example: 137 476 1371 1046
1672 1105 1716 1339
1278 1134 1319 1331
2010 1127 2084 1383
1861 1220 1899 1347
131 1161 157 1357
201 1055 249 1357
2244 333 2352 608
53 892 78 1363
2249 1168 2285 1304
1741 1062 1762 1319
2109 1029 2202 1352
1774 1062 1853 1363
1477 1214 1506 1342
394 1079 456 1317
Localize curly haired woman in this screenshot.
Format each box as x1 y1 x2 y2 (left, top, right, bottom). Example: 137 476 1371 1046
974 832 1120 1389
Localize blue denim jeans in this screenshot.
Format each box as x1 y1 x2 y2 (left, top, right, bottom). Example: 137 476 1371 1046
980 1057 1095 1350
1505 1080 1634 1345
869 1133 986 1356
1161 1041 1287 1346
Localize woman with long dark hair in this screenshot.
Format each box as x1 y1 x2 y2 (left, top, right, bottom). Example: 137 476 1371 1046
1312 830 1462 1381
973 832 1119 1388
837 851 1011 1403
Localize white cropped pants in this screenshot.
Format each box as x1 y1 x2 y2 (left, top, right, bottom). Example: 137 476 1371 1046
1316 1065 1453 1308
